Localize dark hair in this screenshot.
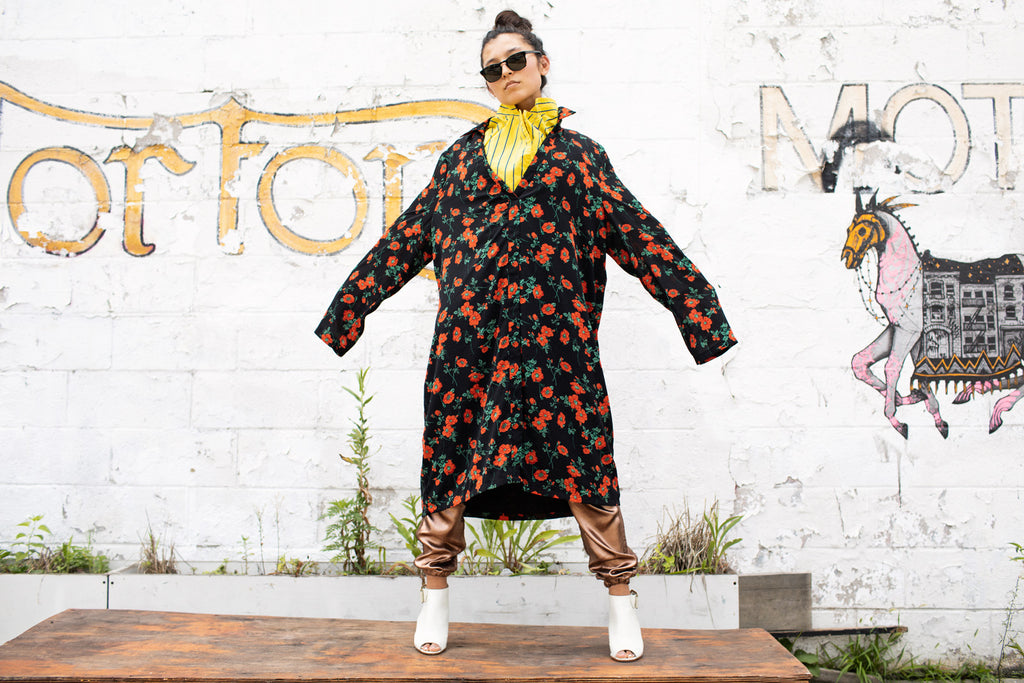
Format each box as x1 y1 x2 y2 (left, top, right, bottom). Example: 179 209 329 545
481 10 547 88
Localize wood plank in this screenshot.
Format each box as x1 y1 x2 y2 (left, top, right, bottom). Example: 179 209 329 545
0 609 810 683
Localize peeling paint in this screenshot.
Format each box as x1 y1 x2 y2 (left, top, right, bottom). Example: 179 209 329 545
819 32 837 64
132 113 184 152
773 476 804 506
841 140 954 194
219 228 243 254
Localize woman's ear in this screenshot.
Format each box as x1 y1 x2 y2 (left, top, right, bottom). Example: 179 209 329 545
538 54 551 76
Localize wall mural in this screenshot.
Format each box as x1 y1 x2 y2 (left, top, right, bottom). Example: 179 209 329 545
842 191 1023 437
0 80 489 260
762 83 1024 436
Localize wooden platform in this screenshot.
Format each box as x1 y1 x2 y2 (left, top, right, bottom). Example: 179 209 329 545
0 609 811 683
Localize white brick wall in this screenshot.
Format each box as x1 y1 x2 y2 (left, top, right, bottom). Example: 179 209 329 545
1 0 1023 663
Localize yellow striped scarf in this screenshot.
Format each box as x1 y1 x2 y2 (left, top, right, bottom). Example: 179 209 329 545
483 98 560 191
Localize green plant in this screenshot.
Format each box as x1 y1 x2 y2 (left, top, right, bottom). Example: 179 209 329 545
240 535 252 575
203 560 231 575
818 632 909 683
1 515 109 574
640 501 742 574
459 519 500 575
820 635 1003 683
704 505 743 571
274 555 318 577
138 528 177 574
390 494 422 564
998 542 1024 675
49 537 109 573
9 514 51 571
891 658 997 682
322 498 384 573
322 368 383 573
253 507 268 575
792 634 1000 682
463 518 580 575
775 637 820 677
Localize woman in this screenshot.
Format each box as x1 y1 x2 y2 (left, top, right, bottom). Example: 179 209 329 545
315 10 736 661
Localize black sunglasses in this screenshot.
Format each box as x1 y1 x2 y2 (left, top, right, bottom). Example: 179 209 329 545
480 50 543 83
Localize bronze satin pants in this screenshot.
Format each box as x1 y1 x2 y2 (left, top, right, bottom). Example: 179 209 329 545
414 502 638 587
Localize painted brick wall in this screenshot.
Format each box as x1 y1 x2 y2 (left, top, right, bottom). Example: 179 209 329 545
1 0 1022 663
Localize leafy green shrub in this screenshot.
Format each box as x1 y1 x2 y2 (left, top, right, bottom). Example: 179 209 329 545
462 518 580 575
48 538 110 573
893 658 997 682
0 514 109 574
818 631 1003 683
818 632 908 683
273 555 318 576
390 494 422 566
775 637 820 678
323 498 382 573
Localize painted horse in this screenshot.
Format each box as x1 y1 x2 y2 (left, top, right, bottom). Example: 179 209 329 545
841 191 1024 436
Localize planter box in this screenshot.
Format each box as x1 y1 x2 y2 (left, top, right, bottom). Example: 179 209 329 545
0 574 108 645
106 574 423 621
444 574 738 629
1 572 739 644
738 573 812 631
107 573 739 628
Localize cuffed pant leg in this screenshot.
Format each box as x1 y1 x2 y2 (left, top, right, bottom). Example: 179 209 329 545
569 502 639 588
414 504 466 577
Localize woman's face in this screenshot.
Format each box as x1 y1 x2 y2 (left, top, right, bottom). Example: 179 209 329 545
480 32 550 110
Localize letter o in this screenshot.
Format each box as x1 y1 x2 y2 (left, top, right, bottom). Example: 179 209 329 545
880 84 971 184
257 145 368 255
7 147 110 256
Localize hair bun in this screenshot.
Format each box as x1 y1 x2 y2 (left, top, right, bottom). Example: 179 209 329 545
493 9 532 32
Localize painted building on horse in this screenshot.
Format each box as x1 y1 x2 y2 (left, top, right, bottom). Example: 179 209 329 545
915 252 1024 390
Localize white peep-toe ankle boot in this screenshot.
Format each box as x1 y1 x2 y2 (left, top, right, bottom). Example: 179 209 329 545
608 590 643 662
414 586 449 655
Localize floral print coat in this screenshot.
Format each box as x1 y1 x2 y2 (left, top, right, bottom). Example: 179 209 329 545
316 109 736 520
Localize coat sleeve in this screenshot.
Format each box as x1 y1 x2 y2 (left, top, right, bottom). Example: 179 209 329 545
591 147 737 364
313 152 443 357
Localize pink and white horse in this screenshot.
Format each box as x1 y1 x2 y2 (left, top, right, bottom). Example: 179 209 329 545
841 192 1022 436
